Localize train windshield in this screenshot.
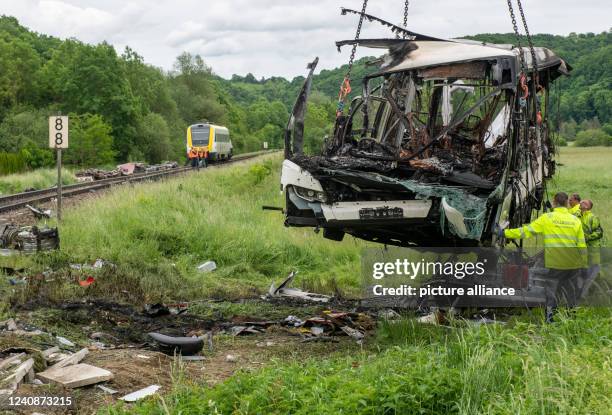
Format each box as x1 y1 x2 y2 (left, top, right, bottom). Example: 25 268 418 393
191 125 210 146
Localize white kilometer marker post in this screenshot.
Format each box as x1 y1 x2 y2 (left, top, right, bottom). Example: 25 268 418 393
49 115 68 220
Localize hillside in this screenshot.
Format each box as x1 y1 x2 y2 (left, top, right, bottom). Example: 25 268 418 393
0 15 610 172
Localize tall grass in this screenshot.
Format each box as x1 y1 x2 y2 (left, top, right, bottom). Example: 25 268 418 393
51 155 362 302
0 152 27 175
0 167 76 195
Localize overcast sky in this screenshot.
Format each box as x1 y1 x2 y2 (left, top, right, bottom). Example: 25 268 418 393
1 0 609 79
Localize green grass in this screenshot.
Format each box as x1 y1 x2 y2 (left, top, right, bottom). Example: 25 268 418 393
550 147 612 237
105 309 611 415
0 167 76 195
34 155 362 303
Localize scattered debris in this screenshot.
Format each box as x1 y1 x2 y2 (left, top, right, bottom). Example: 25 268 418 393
56 336 75 347
25 204 51 219
267 271 331 303
97 384 118 395
310 326 324 336
70 258 116 271
231 325 265 336
197 260 217 273
340 326 365 342
0 224 59 253
120 385 161 402
37 363 113 388
148 332 204 356
0 358 34 394
378 309 401 320
0 353 26 371
0 318 17 331
49 348 88 369
78 276 96 287
283 315 304 327
77 162 178 181
417 310 445 325
144 303 170 317
180 355 206 361
40 346 59 360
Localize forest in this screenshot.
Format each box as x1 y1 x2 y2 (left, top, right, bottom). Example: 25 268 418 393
0 15 610 174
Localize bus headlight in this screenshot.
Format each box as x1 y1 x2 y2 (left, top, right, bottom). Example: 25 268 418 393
294 186 327 203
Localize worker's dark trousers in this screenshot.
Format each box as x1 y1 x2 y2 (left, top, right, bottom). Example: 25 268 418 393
545 268 584 322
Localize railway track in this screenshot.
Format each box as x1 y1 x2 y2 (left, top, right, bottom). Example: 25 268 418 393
0 151 269 214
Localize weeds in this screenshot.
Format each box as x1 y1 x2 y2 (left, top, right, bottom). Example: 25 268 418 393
0 167 76 195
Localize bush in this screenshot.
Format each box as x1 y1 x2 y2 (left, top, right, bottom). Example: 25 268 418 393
248 162 272 185
574 129 612 147
555 136 568 147
0 152 27 175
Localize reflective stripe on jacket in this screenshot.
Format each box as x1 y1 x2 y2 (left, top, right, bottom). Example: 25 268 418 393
504 207 587 269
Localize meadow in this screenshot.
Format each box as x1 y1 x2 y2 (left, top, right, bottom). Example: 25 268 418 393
2 148 609 414
0 167 76 195
41 155 364 303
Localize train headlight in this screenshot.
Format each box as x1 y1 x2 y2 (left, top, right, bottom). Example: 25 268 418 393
294 186 327 203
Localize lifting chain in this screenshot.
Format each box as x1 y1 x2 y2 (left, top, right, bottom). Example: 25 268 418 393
506 0 526 74
397 0 410 39
516 0 543 123
516 0 539 76
337 0 369 116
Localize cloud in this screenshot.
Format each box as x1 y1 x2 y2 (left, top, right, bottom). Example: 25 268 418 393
0 0 610 79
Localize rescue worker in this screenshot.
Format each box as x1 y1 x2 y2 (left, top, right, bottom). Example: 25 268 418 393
569 193 581 216
499 192 587 322
198 149 208 168
188 147 199 168
578 199 603 297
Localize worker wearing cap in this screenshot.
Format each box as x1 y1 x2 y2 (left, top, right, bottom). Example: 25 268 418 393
499 192 587 321
569 193 581 217
578 199 603 296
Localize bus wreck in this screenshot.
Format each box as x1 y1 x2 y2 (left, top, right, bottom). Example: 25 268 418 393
281 33 570 247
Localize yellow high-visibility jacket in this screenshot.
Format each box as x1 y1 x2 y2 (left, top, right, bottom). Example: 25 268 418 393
581 209 603 265
504 207 587 269
569 204 581 217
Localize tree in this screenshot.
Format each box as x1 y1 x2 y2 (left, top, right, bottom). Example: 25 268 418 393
37 40 139 160
574 129 612 147
64 114 115 167
138 113 172 163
